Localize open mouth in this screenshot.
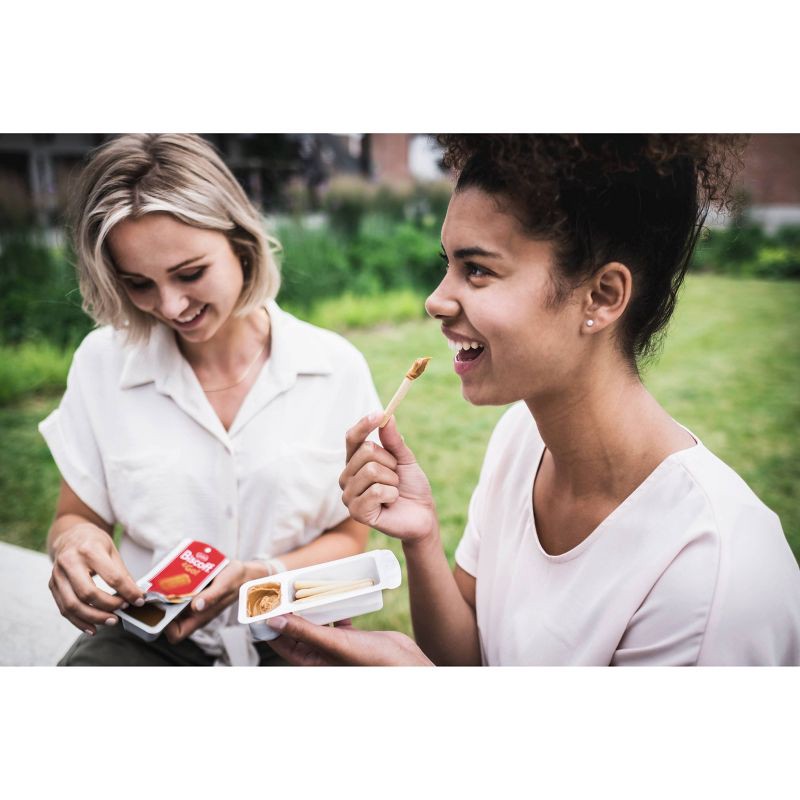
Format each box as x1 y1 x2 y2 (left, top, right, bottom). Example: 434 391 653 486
449 339 485 361
447 338 486 374
173 304 208 328
456 344 485 362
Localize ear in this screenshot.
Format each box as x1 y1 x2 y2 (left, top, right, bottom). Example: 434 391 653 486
582 261 632 333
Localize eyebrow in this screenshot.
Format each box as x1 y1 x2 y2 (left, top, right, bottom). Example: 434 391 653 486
116 255 207 277
442 244 503 260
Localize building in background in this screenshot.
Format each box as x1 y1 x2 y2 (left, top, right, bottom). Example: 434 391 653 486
733 134 800 231
1 133 797 229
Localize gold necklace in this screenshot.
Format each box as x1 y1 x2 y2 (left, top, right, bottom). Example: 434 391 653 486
199 315 270 394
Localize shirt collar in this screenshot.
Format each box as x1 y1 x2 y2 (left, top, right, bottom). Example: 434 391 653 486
118 299 334 392
264 299 334 381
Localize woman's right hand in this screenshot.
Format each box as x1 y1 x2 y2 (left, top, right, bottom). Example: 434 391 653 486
49 522 145 636
340 412 438 544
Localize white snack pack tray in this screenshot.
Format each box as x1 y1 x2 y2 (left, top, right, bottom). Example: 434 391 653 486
115 538 230 642
238 549 402 641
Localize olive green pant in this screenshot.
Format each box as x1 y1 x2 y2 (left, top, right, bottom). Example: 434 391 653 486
58 623 285 666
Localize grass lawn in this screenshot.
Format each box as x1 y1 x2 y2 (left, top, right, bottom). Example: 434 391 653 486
0 274 797 638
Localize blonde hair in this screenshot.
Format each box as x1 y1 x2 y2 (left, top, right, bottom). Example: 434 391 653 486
70 133 282 343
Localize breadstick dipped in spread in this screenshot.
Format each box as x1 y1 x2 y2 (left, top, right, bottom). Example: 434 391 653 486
380 357 431 428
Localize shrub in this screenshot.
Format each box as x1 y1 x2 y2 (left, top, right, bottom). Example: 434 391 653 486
0 341 72 406
275 217 442 310
273 222 354 309
321 176 378 237
0 231 92 347
290 289 427 332
690 224 800 279
321 177 451 236
349 222 441 294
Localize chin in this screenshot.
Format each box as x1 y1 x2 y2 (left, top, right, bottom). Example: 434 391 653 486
462 376 529 407
461 385 506 407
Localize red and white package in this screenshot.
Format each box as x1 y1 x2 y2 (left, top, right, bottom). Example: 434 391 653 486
143 540 228 603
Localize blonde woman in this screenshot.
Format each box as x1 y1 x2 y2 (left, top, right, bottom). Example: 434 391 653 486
40 134 380 666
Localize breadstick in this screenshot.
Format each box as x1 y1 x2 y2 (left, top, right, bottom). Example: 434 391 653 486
294 579 375 601
380 357 431 428
294 579 374 599
294 579 367 590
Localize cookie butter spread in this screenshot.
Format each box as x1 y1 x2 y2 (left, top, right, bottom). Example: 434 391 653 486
123 603 167 627
247 583 281 616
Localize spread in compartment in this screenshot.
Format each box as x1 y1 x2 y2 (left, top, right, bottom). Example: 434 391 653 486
247 582 282 616
122 603 167 627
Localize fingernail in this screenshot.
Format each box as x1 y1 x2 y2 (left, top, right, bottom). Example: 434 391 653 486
121 602 129 610
194 598 206 612
368 411 383 425
84 629 94 637
265 615 288 631
105 617 118 626
134 598 145 607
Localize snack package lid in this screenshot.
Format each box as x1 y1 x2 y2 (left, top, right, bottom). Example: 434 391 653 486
144 541 227 599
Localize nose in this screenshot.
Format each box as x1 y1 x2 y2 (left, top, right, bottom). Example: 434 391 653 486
425 273 460 320
157 285 190 320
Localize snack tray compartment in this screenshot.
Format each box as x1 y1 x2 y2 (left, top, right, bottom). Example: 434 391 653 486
238 549 402 642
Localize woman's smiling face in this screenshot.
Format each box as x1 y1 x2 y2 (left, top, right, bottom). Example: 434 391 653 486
107 213 244 343
426 188 583 406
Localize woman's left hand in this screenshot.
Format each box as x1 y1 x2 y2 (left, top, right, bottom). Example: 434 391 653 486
164 559 255 644
265 613 433 666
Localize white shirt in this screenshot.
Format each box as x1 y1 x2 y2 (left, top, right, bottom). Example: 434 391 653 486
39 300 381 663
455 403 800 666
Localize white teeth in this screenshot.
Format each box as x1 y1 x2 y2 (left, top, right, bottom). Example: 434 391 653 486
447 338 484 352
177 305 205 323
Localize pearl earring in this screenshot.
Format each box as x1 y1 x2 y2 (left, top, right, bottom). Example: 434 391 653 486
586 319 594 327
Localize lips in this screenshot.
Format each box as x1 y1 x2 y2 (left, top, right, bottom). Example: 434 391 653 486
173 304 208 329
443 329 486 375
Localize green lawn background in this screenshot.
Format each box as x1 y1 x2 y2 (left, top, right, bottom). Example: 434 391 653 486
0 274 797 636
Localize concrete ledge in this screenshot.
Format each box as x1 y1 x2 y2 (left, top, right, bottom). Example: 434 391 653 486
0 541 80 665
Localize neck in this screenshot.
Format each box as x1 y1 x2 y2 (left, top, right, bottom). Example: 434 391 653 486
525 351 693 500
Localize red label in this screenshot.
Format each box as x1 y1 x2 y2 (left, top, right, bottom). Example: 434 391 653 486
148 541 227 598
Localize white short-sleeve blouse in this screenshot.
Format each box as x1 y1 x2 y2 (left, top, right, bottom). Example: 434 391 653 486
39 300 382 662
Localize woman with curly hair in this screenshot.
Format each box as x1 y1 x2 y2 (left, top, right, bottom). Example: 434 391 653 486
265 134 800 666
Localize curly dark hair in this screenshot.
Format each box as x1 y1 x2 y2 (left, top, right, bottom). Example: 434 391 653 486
436 134 748 368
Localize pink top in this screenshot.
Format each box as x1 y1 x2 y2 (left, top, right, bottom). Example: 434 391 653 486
455 403 800 665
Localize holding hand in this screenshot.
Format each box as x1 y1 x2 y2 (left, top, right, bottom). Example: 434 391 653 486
49 522 145 636
340 413 438 544
265 614 433 666
164 559 258 644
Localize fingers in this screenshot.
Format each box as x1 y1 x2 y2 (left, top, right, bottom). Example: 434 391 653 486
345 411 383 463
339 440 398 490
55 534 141 612
378 416 417 466
163 598 218 644
267 634 338 667
57 554 126 614
102 548 146 605
348 483 400 526
50 565 119 634
164 618 186 644
165 569 238 643
341 460 400 507
266 614 359 664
